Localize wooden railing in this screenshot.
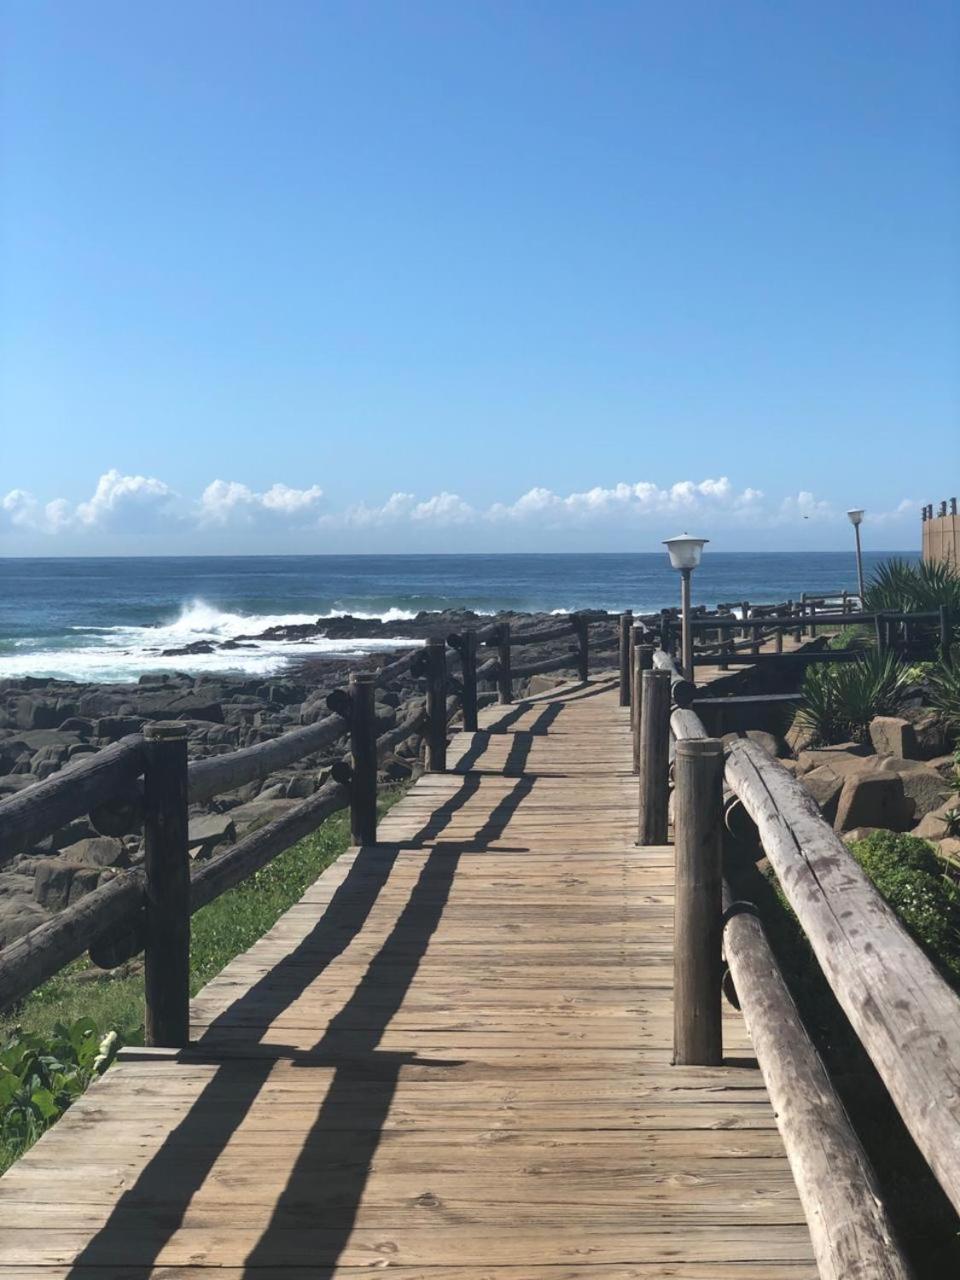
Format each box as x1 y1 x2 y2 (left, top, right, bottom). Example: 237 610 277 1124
0 612 616 1041
627 643 960 1280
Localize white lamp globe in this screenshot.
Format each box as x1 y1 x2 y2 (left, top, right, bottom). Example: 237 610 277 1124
847 509 864 526
663 534 709 571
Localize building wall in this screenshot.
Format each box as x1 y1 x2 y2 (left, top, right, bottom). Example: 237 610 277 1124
922 513 960 567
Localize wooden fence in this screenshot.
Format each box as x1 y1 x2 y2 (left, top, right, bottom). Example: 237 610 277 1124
0 613 617 1041
626 641 960 1280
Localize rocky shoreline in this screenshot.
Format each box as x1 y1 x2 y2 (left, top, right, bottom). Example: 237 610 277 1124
0 609 620 947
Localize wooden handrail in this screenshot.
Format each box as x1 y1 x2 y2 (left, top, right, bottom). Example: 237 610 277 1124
725 738 960 1216
0 735 144 866
669 707 913 1278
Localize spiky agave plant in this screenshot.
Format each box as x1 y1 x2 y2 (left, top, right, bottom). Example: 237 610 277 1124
864 558 960 615
928 659 960 734
798 650 914 745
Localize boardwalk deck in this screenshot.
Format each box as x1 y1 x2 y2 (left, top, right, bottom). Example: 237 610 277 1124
0 675 817 1277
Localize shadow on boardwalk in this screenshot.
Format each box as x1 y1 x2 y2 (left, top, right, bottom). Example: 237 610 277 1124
65 759 541 1274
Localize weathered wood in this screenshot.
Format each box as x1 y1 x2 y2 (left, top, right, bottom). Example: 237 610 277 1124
673 738 723 1066
0 872 144 1012
651 648 696 709
507 621 576 647
425 637 448 773
629 623 643 723
187 714 344 805
632 643 654 772
725 737 960 1216
509 649 579 679
722 888 912 1280
574 614 589 682
497 622 512 704
453 630 479 731
348 673 377 846
190 780 349 913
637 670 671 845
619 610 633 706
142 723 190 1049
0 735 143 866
0 680 817 1277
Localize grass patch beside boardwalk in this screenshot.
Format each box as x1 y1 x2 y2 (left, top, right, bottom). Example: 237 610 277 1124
1 785 406 1174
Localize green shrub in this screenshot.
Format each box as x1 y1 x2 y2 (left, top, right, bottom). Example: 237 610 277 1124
828 624 874 652
0 1018 118 1164
797 650 913 746
928 659 960 735
864 557 960 615
848 831 960 979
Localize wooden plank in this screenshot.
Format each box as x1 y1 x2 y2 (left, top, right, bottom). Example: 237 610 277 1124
0 678 815 1277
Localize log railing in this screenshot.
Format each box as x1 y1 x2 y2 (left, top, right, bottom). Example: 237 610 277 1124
629 645 960 1278
0 611 614 1038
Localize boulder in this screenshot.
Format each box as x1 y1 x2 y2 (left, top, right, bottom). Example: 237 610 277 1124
913 796 960 841
869 716 920 760
935 836 960 865
900 707 951 760
834 772 909 833
875 758 953 821
927 754 960 783
842 827 886 843
227 797 302 834
60 836 129 868
0 895 50 947
527 675 567 695
187 813 237 858
800 765 845 824
795 744 871 776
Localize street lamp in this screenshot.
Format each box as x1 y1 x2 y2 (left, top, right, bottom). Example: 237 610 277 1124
847 509 865 603
663 534 709 680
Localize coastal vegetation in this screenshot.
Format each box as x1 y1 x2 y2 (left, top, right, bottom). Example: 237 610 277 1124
0 804 368 1174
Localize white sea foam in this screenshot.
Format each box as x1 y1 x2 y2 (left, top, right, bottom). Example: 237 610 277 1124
2 599 422 683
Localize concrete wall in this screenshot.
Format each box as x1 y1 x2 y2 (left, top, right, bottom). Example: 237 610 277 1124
922 513 960 568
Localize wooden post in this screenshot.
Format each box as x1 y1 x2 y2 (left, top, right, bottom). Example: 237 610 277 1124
629 623 643 727
672 736 723 1067
719 636 732 671
809 600 818 639
142 723 190 1049
618 610 633 706
637 669 670 845
574 614 589 683
740 601 749 640
632 643 654 772
425 637 447 772
459 630 478 732
774 612 783 654
497 622 512 705
750 619 761 656
875 612 887 653
348 672 377 846
791 600 802 643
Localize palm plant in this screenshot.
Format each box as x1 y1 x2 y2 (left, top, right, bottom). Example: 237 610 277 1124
864 558 960 615
928 660 960 734
798 650 914 746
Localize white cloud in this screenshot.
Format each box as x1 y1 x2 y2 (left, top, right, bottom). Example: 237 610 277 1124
2 470 885 543
74 469 176 531
198 479 324 526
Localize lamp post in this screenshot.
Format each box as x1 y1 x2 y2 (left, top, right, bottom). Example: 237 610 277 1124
663 534 709 680
847 509 865 603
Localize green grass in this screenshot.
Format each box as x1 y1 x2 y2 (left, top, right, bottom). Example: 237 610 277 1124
1 786 405 1173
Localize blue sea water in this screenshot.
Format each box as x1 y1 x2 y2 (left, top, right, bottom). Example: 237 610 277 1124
0 551 914 683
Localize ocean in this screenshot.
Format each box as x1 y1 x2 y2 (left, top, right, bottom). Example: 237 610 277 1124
0 551 913 684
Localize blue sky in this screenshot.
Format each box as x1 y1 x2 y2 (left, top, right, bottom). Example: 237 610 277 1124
2 0 957 555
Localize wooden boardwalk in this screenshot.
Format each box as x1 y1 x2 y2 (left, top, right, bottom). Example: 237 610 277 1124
0 675 817 1278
